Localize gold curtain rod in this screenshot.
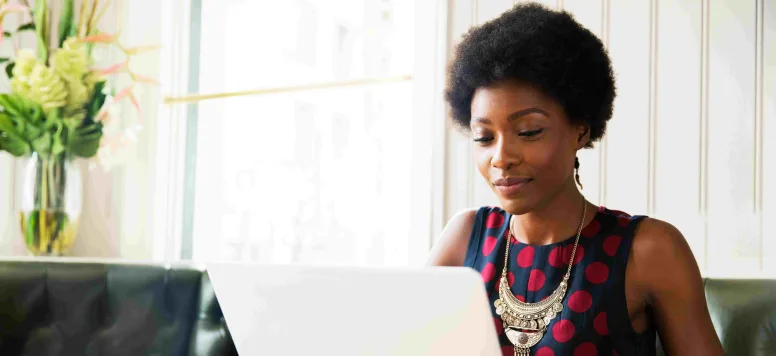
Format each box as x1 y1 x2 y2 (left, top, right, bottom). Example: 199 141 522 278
163 74 413 104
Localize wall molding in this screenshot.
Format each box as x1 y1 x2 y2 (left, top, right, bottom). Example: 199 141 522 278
700 0 710 271
754 0 765 269
152 0 194 262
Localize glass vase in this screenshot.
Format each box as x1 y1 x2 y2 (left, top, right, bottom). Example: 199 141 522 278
18 153 83 256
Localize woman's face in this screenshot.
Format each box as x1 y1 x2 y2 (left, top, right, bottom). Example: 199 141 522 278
470 80 588 215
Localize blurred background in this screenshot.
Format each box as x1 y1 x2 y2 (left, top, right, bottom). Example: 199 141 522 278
0 0 773 279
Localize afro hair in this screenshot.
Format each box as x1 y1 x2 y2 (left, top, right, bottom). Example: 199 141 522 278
444 2 615 147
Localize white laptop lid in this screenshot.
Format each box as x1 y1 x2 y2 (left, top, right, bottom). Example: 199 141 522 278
207 263 501 356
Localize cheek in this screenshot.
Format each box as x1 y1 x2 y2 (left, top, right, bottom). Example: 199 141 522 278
524 141 569 180
473 148 491 177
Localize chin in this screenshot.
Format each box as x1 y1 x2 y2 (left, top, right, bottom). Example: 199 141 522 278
497 197 537 216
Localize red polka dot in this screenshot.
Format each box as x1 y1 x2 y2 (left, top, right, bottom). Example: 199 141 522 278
494 317 504 335
527 269 545 291
515 294 526 302
574 342 598 356
501 346 514 356
549 245 584 268
618 216 631 227
603 235 622 256
548 247 564 268
535 347 555 356
486 212 505 228
585 262 609 284
594 312 608 335
581 219 601 237
517 246 535 268
552 319 575 343
567 290 593 313
481 263 496 283
483 236 498 256
563 245 584 265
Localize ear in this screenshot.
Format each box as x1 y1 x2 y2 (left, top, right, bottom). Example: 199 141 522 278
575 125 590 150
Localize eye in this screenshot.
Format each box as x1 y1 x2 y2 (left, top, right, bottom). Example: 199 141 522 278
518 129 544 138
473 136 494 144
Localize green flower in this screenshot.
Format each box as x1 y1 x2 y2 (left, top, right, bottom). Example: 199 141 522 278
50 38 89 83
27 63 68 111
65 80 89 119
10 49 38 97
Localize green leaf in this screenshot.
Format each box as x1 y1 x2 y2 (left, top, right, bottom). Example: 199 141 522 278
17 22 35 32
70 121 103 158
20 123 42 142
0 58 9 64
34 0 48 62
30 132 51 157
0 134 30 156
86 80 107 119
2 32 9 38
0 113 31 156
58 0 75 47
5 62 15 79
0 93 24 117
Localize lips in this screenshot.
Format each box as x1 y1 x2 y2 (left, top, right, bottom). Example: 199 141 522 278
492 177 532 195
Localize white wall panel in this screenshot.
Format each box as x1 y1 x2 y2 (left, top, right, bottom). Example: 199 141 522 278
705 0 758 277
653 0 706 268
606 0 651 215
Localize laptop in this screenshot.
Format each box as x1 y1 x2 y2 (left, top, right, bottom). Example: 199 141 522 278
207 262 502 356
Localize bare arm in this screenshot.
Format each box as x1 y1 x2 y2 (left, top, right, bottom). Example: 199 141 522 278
425 209 478 266
630 219 723 355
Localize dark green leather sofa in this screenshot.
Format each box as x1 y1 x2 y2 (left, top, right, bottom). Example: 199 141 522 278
0 260 237 356
657 278 776 355
2 260 774 355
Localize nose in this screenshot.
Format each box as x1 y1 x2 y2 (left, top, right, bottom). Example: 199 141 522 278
490 136 519 170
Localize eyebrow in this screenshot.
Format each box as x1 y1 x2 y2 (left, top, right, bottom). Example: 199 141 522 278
472 107 549 124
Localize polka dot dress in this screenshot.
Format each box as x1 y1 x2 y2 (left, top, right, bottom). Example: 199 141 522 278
464 206 657 356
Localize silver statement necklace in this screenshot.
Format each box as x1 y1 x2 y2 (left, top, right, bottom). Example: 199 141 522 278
494 200 587 356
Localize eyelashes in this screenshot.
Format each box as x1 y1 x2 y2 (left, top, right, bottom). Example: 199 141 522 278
519 128 544 138
473 137 493 143
473 129 545 143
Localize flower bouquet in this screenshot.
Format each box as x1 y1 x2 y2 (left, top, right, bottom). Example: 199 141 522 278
0 0 157 255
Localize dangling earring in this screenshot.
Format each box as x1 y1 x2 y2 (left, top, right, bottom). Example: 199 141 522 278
574 157 583 190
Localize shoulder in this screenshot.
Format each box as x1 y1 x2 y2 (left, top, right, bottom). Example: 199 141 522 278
631 218 693 265
626 219 724 353
632 217 687 255
426 207 497 266
628 217 702 299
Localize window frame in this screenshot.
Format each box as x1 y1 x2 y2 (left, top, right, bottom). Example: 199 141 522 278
152 0 449 265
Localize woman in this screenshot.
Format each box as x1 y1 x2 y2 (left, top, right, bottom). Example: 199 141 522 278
427 3 723 356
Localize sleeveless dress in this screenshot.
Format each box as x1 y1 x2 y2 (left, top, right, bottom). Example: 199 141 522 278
464 206 657 356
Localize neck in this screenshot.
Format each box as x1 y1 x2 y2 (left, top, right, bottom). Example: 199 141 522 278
510 178 596 246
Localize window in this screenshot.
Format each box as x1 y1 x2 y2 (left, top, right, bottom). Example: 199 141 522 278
185 0 420 266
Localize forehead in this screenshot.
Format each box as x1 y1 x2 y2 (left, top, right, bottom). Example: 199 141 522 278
470 80 562 119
